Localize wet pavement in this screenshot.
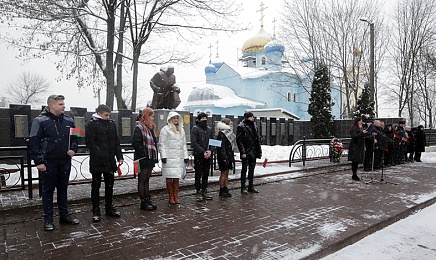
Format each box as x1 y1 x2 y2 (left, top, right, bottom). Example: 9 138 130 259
1 159 436 259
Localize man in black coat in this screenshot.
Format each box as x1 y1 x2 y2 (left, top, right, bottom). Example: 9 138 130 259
236 112 262 194
190 112 214 201
86 104 124 222
28 95 79 231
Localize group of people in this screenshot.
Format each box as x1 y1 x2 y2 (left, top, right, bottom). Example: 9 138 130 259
348 117 426 181
29 94 262 231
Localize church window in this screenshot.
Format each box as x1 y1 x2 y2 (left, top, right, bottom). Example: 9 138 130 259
287 91 292 102
204 109 213 116
293 93 298 102
261 56 266 65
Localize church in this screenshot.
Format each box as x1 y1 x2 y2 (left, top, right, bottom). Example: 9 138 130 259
183 6 341 120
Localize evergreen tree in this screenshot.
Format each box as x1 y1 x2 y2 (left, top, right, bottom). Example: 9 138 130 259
353 83 375 119
308 64 334 138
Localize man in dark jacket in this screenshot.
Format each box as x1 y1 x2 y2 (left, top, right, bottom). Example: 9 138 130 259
190 112 214 201
28 95 79 231
86 104 124 222
236 112 262 194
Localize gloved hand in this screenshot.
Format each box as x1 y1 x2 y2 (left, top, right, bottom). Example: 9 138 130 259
184 158 189 164
162 158 167 164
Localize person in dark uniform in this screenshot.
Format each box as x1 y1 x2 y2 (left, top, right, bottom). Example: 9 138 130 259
414 125 426 162
28 95 80 231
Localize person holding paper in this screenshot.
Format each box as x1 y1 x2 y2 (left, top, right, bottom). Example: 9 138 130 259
236 112 262 194
132 108 159 210
158 111 189 204
190 112 215 201
216 118 236 197
28 95 79 231
85 104 124 222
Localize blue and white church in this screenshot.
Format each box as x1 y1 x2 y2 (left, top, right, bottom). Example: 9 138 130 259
184 8 341 120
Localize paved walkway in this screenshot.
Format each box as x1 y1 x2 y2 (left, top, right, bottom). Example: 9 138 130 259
1 158 436 259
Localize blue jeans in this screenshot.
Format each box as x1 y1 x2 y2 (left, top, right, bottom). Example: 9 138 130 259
41 160 71 222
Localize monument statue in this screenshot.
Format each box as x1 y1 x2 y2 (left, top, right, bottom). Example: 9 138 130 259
149 65 181 109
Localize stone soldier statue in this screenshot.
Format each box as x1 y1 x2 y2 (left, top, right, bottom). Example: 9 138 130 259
149 65 181 109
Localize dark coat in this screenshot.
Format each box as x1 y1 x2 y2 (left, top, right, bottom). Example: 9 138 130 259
85 117 123 174
414 129 426 152
131 125 158 168
348 126 365 163
216 131 235 171
236 119 262 158
29 110 78 165
190 121 214 157
406 130 415 153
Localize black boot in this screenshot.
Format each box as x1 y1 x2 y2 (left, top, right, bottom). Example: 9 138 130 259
248 185 259 193
146 196 157 210
140 198 154 211
105 205 121 217
241 186 248 195
219 188 225 197
92 207 101 222
224 187 232 197
352 173 361 181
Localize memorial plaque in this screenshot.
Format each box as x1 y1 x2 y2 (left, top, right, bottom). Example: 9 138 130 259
14 115 29 138
121 117 131 137
271 123 276 136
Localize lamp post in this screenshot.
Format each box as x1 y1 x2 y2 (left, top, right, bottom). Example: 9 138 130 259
360 19 375 105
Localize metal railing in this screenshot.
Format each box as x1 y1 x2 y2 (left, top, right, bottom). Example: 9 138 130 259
289 137 351 167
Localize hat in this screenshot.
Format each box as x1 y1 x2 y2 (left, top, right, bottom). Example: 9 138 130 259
418 125 424 129
197 112 207 120
399 120 406 124
244 112 254 118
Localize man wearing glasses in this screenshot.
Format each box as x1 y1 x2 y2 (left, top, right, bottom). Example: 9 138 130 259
29 95 80 231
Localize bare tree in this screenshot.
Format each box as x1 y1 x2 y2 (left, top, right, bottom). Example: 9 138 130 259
7 72 51 105
389 0 436 125
0 0 244 111
280 0 383 119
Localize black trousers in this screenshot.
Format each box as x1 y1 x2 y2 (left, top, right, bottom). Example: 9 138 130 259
91 172 115 211
194 156 211 191
241 153 256 188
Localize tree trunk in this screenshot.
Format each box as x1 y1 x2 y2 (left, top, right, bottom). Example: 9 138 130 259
105 0 117 110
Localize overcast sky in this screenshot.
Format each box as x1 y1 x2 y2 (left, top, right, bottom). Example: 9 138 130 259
0 0 398 116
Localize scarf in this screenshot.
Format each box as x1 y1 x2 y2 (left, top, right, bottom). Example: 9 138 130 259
223 129 237 151
137 123 157 160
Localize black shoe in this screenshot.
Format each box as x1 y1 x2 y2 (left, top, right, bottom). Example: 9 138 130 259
241 187 248 195
202 189 213 200
224 187 232 197
105 207 121 217
352 174 361 181
248 187 259 193
44 222 54 231
92 215 101 222
59 215 80 225
219 188 226 197
415 159 422 162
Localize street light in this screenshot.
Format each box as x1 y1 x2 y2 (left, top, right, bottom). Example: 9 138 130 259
360 19 375 105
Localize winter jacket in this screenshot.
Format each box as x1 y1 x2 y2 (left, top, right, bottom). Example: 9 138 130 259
414 129 426 152
347 126 365 163
216 122 235 171
406 130 415 153
132 123 159 168
236 119 262 158
159 111 189 178
28 109 78 165
190 119 214 157
85 114 123 174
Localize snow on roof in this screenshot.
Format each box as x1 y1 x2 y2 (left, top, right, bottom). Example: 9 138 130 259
246 108 300 120
225 63 296 79
184 83 265 109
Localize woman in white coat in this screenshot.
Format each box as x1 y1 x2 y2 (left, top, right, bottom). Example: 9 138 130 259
159 111 189 204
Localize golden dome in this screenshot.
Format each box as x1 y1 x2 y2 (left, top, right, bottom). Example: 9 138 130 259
242 28 272 54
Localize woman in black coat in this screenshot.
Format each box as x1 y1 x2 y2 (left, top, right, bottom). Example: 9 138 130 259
414 125 426 162
348 117 368 180
216 118 236 197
